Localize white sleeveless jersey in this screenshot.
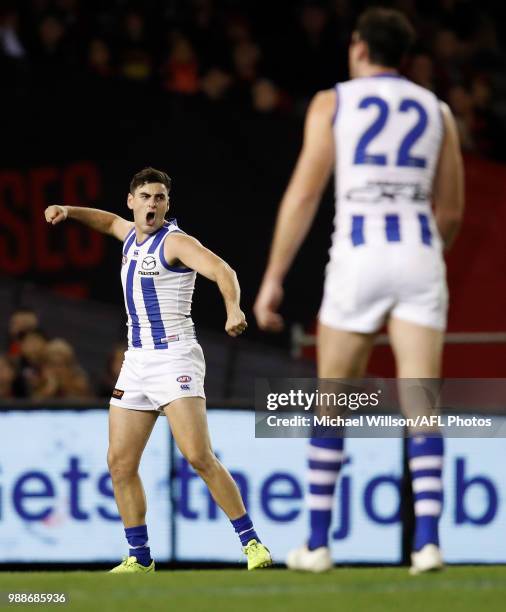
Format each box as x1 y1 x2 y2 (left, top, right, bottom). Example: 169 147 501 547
331 74 444 256
121 219 196 350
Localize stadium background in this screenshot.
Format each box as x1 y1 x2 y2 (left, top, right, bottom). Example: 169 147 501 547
1 0 505 569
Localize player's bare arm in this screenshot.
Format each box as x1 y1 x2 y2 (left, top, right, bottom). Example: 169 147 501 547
164 232 247 337
433 103 465 249
254 89 335 332
44 205 134 242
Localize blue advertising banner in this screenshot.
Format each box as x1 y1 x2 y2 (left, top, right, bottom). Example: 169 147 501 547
0 409 504 563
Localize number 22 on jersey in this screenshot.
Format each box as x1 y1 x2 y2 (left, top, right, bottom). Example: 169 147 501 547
353 96 428 168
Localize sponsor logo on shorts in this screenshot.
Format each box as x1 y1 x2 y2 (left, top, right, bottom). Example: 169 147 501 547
177 375 192 383
112 388 124 399
180 384 191 391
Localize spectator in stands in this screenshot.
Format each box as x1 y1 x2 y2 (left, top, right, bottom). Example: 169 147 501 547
32 13 73 82
87 38 114 78
225 13 252 47
119 10 152 82
233 39 261 83
98 343 126 397
7 308 39 356
408 52 435 91
230 39 262 105
470 74 495 156
35 338 91 399
188 0 228 72
252 78 288 114
448 84 477 151
288 3 339 97
432 29 464 97
161 31 199 94
0 355 16 399
12 328 47 398
201 67 232 101
2 3 505 158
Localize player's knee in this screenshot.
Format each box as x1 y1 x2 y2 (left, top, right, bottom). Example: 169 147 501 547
107 449 138 482
186 449 218 476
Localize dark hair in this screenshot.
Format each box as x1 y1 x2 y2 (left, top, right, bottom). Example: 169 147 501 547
356 8 415 69
129 167 172 194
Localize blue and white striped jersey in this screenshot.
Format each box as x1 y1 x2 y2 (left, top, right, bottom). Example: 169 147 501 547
121 219 196 350
331 74 444 255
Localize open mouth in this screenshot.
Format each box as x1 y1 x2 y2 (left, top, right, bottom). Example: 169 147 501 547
146 211 156 226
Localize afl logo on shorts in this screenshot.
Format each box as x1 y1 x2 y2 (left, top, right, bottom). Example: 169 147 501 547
177 375 192 383
122 255 128 266
142 255 157 270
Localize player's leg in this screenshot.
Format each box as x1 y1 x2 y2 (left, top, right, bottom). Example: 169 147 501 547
287 322 375 571
310 322 376 547
163 397 245 518
317 322 376 378
108 405 158 571
388 317 444 573
163 397 271 569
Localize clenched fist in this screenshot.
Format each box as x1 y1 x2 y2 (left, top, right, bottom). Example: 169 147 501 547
225 308 248 337
45 205 68 225
253 278 284 332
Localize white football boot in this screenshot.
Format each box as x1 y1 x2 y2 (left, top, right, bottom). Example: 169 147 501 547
286 544 333 573
410 544 444 575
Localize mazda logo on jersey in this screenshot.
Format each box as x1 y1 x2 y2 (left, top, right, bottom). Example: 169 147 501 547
142 256 157 270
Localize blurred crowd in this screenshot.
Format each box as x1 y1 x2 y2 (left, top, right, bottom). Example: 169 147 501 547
0 308 124 400
1 0 506 159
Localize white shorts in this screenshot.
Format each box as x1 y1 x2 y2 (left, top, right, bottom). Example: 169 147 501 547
110 340 206 412
319 244 448 333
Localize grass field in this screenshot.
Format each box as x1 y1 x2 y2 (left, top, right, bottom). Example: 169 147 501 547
1 567 505 612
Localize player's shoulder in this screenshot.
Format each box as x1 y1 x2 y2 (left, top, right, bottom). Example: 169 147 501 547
307 88 337 121
163 220 200 246
400 77 441 104
438 99 453 119
165 218 184 234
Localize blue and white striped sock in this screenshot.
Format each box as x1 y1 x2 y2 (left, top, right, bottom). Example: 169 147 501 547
231 513 260 547
125 524 152 566
307 436 344 550
408 434 444 551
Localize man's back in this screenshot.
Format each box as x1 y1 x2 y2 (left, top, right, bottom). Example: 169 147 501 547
333 75 443 250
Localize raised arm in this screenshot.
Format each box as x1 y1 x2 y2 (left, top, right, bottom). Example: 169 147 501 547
164 232 247 337
44 205 134 242
254 89 335 331
433 103 465 249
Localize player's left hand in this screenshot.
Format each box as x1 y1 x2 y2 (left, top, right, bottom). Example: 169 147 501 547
225 309 248 337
